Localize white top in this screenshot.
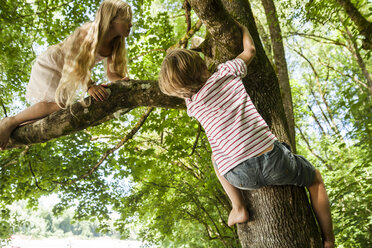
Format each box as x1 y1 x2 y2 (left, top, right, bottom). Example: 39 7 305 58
26 45 105 104
186 58 277 176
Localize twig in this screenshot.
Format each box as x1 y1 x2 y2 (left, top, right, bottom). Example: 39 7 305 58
189 123 201 156
1 100 8 117
1 146 31 168
168 19 203 51
182 0 192 48
54 107 154 185
28 161 55 192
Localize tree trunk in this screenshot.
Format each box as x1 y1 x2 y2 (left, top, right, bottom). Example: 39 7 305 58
261 0 296 150
188 0 322 246
335 0 372 50
238 186 321 248
7 80 184 148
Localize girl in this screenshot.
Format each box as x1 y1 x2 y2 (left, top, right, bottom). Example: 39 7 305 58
0 0 132 150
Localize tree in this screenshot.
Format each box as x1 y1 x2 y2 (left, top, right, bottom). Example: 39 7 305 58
1 0 327 246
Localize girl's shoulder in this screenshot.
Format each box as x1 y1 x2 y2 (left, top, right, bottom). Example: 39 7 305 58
62 22 92 47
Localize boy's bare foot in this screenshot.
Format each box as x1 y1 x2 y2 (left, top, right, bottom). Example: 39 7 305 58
323 240 335 248
228 206 249 226
0 117 18 150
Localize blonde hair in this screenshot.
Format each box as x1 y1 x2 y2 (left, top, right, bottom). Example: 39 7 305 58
159 49 208 99
55 0 132 108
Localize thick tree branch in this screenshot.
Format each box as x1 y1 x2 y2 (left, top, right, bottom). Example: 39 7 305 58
6 80 185 149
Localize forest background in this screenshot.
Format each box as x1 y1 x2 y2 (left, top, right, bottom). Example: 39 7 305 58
0 0 371 247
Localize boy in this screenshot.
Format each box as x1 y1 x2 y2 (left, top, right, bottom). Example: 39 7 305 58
158 22 334 248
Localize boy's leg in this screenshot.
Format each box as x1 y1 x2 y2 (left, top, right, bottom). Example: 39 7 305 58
307 169 335 248
0 102 60 149
212 156 249 226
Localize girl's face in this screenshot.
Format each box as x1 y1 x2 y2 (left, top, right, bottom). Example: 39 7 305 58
112 16 132 37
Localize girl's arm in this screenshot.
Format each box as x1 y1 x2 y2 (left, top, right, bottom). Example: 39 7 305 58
106 56 129 81
236 22 256 66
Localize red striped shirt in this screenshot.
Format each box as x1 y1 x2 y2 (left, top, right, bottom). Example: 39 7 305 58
186 58 277 176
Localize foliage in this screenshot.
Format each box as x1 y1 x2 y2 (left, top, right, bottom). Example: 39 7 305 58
1 0 371 247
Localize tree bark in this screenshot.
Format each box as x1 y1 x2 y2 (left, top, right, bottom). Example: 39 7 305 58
189 0 322 247
7 80 184 148
261 0 296 150
335 0 372 50
238 186 321 248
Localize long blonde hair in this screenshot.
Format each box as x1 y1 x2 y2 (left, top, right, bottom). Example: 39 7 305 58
55 0 132 108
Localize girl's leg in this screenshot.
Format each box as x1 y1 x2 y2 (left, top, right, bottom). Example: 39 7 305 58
307 170 335 248
212 156 249 226
0 102 61 149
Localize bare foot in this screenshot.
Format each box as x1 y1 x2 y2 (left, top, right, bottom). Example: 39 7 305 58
228 206 249 226
0 117 18 150
323 240 334 248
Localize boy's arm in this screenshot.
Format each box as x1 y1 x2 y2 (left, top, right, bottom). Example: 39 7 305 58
236 22 256 66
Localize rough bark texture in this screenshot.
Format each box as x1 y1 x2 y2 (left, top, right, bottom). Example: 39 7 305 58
238 186 322 248
261 0 296 150
7 80 184 148
189 0 322 247
335 0 372 50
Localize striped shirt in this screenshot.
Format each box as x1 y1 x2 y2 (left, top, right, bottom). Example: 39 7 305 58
186 58 277 176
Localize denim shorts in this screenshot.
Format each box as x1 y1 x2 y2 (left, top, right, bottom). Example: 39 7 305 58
214 141 316 190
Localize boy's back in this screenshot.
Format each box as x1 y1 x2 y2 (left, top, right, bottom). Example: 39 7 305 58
186 58 276 175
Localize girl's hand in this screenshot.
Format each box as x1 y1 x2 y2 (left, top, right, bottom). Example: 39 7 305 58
88 85 109 101
122 77 130 81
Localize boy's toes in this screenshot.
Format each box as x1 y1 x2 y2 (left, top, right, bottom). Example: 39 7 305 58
228 208 249 226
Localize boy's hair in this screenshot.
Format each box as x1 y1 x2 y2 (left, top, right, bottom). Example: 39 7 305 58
159 49 208 99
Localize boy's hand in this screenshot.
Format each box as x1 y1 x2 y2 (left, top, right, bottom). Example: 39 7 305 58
88 84 109 101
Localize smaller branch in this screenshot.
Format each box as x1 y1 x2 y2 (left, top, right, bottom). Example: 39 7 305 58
182 0 192 48
1 146 31 168
28 161 55 192
168 19 203 51
89 135 122 141
317 59 368 90
308 105 327 136
189 123 201 156
54 107 154 185
170 14 185 19
285 32 346 47
296 124 334 171
1 100 8 117
291 47 343 139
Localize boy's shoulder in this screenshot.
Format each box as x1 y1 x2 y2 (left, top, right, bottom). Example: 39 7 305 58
216 57 248 79
187 58 247 103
